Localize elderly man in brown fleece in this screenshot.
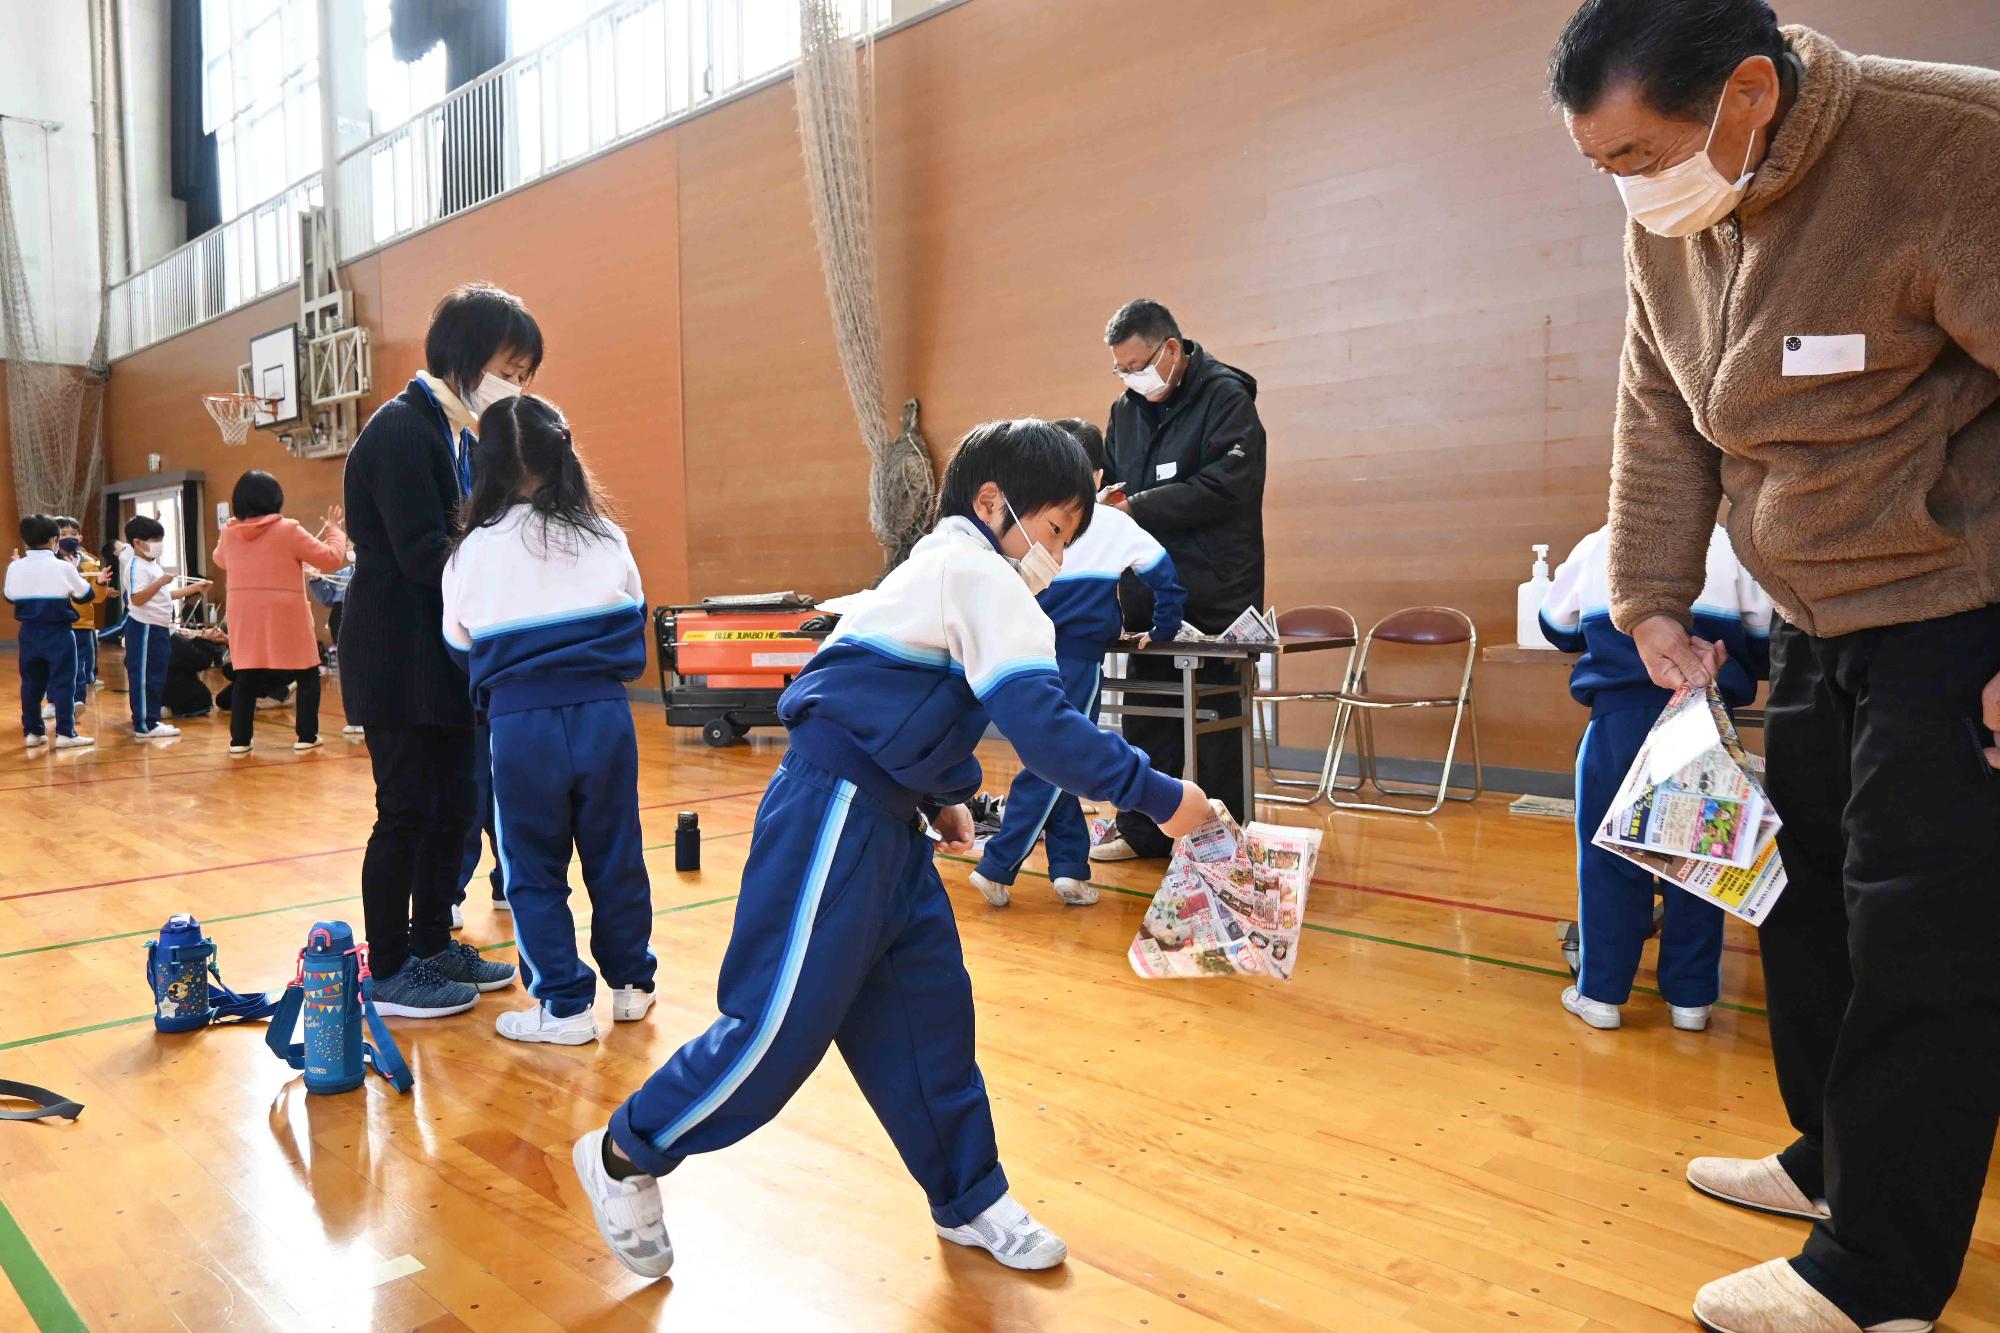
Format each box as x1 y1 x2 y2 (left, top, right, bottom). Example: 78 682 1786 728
1548 2 2000 1331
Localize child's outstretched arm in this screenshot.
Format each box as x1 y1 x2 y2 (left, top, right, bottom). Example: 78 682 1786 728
1537 534 1593 654
944 552 1207 836
1130 536 1185 644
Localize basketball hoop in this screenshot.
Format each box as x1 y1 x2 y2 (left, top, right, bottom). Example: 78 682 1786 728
202 392 276 446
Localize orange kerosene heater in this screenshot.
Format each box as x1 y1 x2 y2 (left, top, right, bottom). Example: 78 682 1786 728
653 593 835 747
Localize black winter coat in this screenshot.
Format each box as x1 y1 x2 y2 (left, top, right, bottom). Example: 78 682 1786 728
1103 341 1267 632
337 380 473 728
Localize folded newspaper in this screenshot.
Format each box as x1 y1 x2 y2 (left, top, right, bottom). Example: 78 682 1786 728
1128 807 1322 979
1591 686 1787 926
1172 605 1278 646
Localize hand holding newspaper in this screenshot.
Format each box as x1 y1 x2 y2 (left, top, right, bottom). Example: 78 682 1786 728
1591 686 1787 926
1127 805 1322 979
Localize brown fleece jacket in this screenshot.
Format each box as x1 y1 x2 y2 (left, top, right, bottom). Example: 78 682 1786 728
1608 26 2000 639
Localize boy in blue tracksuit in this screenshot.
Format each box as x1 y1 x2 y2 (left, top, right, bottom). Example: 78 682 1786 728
6 514 99 749
970 418 1184 907
571 419 1207 1281
1539 522 1772 1033
120 514 207 740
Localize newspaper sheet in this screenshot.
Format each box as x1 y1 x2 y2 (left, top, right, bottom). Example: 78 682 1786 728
1127 808 1322 980
1172 606 1277 646
1591 686 1788 926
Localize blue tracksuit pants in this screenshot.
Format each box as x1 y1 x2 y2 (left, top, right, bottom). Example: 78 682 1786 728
18 623 80 738
974 655 1102 885
71 628 96 705
123 622 170 733
490 698 656 1017
1575 705 1725 1007
459 719 501 901
610 756 1008 1228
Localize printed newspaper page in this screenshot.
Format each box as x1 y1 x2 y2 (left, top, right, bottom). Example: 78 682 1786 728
1591 686 1788 926
1128 808 1322 980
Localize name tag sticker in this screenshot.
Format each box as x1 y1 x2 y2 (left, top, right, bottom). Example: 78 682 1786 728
1782 334 1865 377
1155 461 1179 481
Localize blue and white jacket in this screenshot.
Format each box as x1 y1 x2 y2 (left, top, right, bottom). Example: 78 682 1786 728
1539 524 1772 715
779 514 1184 823
1039 502 1184 660
4 550 92 629
441 507 648 717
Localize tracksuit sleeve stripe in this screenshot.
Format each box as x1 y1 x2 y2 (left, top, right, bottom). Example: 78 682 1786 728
650 779 857 1153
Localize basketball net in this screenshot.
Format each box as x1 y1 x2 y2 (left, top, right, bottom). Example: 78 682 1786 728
793 0 933 573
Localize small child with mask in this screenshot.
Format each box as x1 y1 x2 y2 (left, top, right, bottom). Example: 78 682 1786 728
6 515 102 749
571 418 1211 1282
54 517 108 705
121 515 209 740
969 417 1184 907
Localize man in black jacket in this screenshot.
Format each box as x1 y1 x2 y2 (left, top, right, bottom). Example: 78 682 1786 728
1093 300 1267 861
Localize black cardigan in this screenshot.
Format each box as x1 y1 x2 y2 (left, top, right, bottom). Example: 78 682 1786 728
337 380 473 728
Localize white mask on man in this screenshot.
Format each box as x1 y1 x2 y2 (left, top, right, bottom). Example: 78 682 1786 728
1000 497 1062 596
463 372 522 417
1118 342 1173 399
1614 89 1758 238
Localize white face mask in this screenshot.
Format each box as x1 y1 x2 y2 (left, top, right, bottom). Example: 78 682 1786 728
1614 90 1758 238
1118 342 1173 399
132 540 157 560
999 497 1062 595
463 372 522 417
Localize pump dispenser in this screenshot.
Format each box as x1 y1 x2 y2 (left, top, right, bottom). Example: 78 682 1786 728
1517 544 1554 649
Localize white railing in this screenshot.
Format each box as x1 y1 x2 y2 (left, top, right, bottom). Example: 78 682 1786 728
110 0 924 359
109 175 322 357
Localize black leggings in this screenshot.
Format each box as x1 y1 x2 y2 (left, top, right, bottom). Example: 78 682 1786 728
228 668 321 746
361 724 476 977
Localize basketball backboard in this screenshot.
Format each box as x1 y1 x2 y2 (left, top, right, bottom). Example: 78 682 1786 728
246 324 302 428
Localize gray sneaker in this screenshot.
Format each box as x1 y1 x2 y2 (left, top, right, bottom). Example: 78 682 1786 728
424 941 517 993
370 956 478 1018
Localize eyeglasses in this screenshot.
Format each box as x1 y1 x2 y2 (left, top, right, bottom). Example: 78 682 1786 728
1112 341 1168 378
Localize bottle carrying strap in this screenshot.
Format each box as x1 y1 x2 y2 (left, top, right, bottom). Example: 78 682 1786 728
264 978 308 1071
205 943 277 1024
354 950 412 1094
0 1079 83 1122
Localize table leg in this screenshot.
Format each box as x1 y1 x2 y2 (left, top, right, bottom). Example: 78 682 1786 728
1179 656 1199 784
1239 658 1256 817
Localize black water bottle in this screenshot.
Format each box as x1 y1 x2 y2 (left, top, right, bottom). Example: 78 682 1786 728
675 811 701 873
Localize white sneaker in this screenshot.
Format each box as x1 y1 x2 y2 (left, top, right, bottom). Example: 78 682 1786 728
1052 877 1098 906
228 743 253 756
41 703 54 719
54 734 94 750
967 870 1011 907
936 1194 1068 1270
24 733 47 749
611 986 655 1022
1087 837 1140 863
342 724 365 737
1671 1004 1713 1032
1561 985 1620 1030
450 903 464 931
294 737 323 752
570 1129 673 1279
496 1003 599 1045
133 723 181 739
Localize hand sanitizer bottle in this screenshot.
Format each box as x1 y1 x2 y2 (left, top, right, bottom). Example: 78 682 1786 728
1517 545 1554 649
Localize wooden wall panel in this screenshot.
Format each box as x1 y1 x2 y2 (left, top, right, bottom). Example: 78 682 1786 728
89 0 2000 774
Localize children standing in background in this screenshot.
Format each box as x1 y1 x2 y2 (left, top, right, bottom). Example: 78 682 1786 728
7 515 100 749
969 418 1185 907
121 515 208 740
54 517 108 704
1539 522 1771 1033
211 470 347 755
569 419 1209 1283
442 395 650 1045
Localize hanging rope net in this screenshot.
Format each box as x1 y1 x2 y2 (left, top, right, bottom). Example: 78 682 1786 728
0 124 108 532
794 0 934 573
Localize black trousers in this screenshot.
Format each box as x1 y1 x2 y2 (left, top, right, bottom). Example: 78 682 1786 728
228 667 321 746
1114 654 1245 858
1761 606 2000 1323
362 724 476 978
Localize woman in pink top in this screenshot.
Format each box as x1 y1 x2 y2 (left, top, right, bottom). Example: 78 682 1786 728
212 470 347 753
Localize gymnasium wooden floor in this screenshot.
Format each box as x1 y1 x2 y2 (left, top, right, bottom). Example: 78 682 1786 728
5 664 2000 1331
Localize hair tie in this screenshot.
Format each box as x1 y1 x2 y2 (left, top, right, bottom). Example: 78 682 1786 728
561 428 574 453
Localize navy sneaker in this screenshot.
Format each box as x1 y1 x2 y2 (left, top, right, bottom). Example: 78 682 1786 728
370 956 478 1018
425 940 517 993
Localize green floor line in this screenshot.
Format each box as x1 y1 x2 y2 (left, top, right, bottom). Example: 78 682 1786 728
0 831 752 963
936 854 1770 1019
0 1192 86 1333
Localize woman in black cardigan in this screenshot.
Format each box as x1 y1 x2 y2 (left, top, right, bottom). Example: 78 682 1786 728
339 283 540 1016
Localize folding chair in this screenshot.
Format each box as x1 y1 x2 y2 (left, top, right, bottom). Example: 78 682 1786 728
1327 607 1483 817
1255 605 1361 806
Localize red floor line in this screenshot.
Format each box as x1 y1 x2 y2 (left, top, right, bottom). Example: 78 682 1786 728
2 784 772 901
1314 876 1762 957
